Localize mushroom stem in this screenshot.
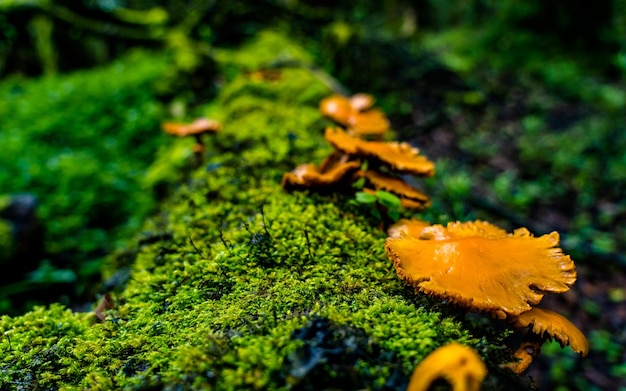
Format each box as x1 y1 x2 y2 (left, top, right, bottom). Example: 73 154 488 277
504 338 542 374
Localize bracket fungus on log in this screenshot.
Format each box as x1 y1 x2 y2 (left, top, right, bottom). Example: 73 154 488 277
407 342 487 391
319 93 390 138
385 220 577 319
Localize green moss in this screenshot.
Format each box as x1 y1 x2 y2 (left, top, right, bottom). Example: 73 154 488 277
0 32 526 390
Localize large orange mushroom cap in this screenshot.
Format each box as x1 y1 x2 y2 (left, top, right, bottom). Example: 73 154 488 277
407 342 487 391
324 127 435 176
385 220 577 319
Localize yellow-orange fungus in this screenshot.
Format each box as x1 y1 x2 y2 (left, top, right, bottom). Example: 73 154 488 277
281 160 360 190
319 94 352 125
324 127 435 176
511 307 589 356
385 220 577 319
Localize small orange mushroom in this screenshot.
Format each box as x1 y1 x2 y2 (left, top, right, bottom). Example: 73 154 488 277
281 152 361 191
162 117 221 137
348 109 390 137
505 307 588 374
385 220 577 319
162 117 221 163
319 94 353 126
324 127 435 176
281 161 360 190
407 342 487 391
319 94 390 138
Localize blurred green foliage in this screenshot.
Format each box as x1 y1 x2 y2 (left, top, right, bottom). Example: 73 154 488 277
0 51 169 314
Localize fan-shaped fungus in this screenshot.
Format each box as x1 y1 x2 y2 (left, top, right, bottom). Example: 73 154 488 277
325 128 435 177
162 117 221 163
319 94 390 138
407 342 487 391
385 220 577 319
505 307 588 373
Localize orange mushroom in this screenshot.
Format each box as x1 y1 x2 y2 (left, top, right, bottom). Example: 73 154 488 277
281 152 361 191
319 94 390 138
505 307 588 373
385 220 577 319
319 94 353 126
348 109 390 137
407 342 487 391
162 117 221 137
162 117 221 163
357 170 430 210
325 128 435 177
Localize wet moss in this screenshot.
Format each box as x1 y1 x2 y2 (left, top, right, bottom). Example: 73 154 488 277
0 31 529 390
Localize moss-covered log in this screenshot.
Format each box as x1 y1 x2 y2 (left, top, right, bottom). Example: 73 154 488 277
0 31 533 391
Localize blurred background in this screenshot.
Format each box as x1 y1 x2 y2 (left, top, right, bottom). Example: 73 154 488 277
1 1 625 389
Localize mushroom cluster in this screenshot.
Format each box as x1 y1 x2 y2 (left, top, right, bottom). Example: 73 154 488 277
282 93 435 212
385 218 589 374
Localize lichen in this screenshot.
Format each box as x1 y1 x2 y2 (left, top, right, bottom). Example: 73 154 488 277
0 31 528 390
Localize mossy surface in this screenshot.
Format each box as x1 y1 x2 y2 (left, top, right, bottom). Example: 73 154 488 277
0 32 530 390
